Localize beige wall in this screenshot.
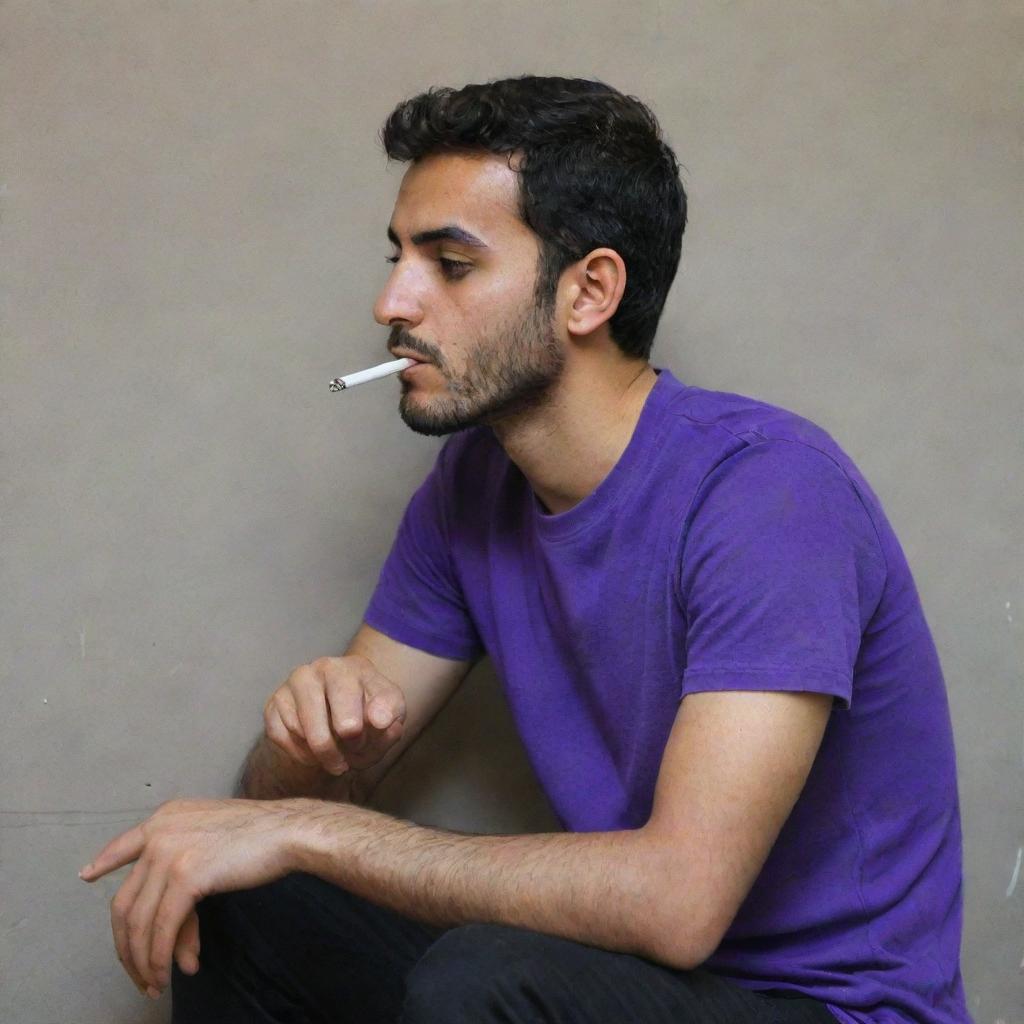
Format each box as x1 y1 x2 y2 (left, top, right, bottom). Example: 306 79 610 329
3 2 1020 1021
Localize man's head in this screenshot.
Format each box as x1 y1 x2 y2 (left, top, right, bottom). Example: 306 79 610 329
374 75 687 436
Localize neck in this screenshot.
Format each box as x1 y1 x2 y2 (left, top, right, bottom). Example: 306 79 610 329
490 358 658 516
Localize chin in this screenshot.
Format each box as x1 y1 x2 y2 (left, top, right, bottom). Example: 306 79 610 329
400 391 491 436
399 396 458 437
399 414 467 438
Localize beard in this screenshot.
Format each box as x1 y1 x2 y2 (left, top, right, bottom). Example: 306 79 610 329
393 293 566 437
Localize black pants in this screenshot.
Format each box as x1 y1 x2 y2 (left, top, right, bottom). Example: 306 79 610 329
171 872 836 1024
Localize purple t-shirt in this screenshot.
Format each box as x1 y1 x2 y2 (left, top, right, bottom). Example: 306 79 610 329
364 366 971 1024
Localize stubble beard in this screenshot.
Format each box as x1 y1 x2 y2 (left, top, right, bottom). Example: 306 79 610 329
397 295 565 437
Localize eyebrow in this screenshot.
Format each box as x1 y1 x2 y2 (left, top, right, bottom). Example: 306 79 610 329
386 223 490 250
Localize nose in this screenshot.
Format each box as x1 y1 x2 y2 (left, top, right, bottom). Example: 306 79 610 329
373 262 424 330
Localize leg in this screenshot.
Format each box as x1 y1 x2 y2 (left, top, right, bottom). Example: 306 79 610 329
171 871 447 1024
400 923 836 1024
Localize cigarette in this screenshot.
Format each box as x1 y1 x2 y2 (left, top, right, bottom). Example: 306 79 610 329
329 357 416 392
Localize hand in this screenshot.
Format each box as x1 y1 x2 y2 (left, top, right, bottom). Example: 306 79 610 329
78 797 312 999
264 654 406 777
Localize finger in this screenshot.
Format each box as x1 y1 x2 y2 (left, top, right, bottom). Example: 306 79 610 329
276 694 320 765
274 690 304 738
291 668 347 773
324 665 369 746
150 884 198 991
127 859 170 991
174 909 201 976
324 660 406 768
325 657 403 747
364 692 401 731
348 720 404 773
80 824 146 881
266 702 318 768
110 860 153 996
358 667 407 731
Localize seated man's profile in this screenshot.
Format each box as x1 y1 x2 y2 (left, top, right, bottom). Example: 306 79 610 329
81 74 972 1024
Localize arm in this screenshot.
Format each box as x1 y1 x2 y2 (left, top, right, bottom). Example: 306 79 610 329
82 685 832 994
237 621 478 805
281 687 832 970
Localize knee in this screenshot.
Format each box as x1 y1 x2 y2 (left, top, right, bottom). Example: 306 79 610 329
401 923 568 1024
171 874 336 1018
195 875 293 945
177 872 322 981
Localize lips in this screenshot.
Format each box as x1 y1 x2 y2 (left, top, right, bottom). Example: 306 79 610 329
390 350 431 365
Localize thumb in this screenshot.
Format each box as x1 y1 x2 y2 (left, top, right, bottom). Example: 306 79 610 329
362 676 406 730
174 909 201 975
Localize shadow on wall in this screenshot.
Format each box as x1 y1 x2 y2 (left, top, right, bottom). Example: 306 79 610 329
371 658 562 836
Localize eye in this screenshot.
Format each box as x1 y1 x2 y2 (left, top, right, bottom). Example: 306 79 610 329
383 255 471 280
438 257 471 279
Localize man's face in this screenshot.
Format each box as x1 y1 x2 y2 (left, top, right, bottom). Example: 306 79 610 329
374 151 566 436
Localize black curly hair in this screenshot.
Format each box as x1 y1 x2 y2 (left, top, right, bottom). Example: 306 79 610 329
379 75 687 362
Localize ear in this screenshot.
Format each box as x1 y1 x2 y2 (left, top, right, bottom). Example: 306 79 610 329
564 248 627 339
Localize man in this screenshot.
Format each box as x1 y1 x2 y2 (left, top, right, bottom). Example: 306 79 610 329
81 76 972 1023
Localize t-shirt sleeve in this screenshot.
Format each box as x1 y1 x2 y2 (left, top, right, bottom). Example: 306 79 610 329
363 439 484 662
676 439 886 710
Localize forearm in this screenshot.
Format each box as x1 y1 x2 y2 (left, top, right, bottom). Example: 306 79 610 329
284 799 695 969
236 736 370 805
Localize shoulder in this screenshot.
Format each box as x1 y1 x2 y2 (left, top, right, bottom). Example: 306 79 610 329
667 383 847 455
664 383 869 504
682 437 878 560
665 387 886 580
